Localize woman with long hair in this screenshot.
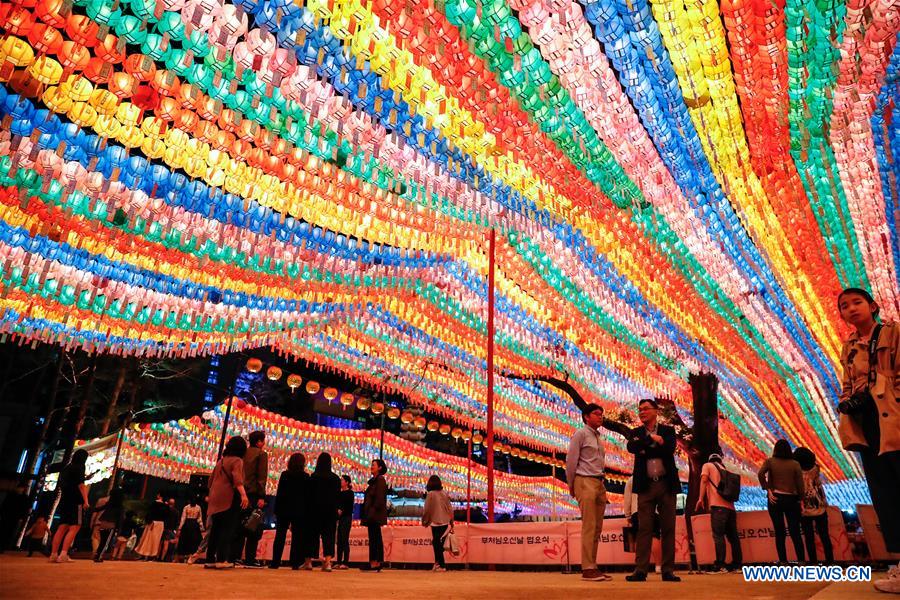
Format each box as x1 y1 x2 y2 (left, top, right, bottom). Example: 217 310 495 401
361 459 388 572
49 449 89 563
307 452 341 571
204 436 249 569
422 475 453 572
758 439 805 563
175 495 205 561
270 453 308 570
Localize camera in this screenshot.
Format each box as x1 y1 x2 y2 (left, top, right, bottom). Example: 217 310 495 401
838 390 874 415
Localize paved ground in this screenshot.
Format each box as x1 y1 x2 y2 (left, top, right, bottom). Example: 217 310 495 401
0 555 885 599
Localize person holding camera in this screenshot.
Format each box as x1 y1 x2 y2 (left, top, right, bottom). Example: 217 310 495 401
837 288 900 557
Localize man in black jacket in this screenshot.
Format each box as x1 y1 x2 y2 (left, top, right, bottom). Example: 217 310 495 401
625 399 681 582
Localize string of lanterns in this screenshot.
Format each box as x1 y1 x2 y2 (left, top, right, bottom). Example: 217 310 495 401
0 0 896 489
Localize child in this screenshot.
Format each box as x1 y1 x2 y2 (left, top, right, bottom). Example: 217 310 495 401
24 516 49 557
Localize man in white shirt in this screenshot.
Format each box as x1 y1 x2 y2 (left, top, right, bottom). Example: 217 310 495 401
566 403 611 582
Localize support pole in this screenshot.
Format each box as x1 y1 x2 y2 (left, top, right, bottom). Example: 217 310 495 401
217 394 235 459
466 429 472 525
486 228 496 522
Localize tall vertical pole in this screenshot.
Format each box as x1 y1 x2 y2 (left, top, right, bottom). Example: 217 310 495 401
217 394 235 458
486 228 496 522
466 430 472 524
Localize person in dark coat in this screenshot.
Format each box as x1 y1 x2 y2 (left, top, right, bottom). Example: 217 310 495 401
307 452 341 571
625 399 681 582
270 453 308 570
335 475 354 569
361 459 388 572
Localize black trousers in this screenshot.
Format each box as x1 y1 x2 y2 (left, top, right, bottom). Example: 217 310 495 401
271 516 302 568
860 449 900 553
231 495 263 562
311 520 336 558
206 505 240 564
94 527 117 560
431 525 448 567
635 481 676 574
367 524 383 564
336 516 352 565
710 506 742 568
767 493 805 563
26 537 46 557
800 512 833 563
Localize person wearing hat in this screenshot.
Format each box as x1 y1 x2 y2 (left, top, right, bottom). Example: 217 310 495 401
697 449 742 573
566 403 612 582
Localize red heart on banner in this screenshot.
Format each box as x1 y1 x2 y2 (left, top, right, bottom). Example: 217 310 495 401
543 540 567 560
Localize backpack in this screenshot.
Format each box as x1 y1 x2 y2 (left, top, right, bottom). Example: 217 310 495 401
712 462 741 502
801 468 827 517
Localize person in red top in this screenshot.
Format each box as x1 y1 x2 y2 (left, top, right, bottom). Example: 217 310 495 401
205 436 249 569
697 450 742 572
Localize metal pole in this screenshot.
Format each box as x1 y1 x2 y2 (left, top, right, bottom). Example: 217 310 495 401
486 228 496 522
216 393 235 459
108 413 132 493
379 411 385 460
466 430 472 525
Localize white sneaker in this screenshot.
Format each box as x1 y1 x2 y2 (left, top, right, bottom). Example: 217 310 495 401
56 553 74 563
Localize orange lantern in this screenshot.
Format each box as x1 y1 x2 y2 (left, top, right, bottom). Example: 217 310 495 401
305 380 320 394
286 374 302 390
371 402 384 415
472 433 484 445
400 411 413 424
266 366 282 381
245 358 263 373
439 424 451 435
387 407 401 419
461 430 472 441
323 387 338 401
340 393 354 407
356 397 371 411
451 427 462 439
427 420 439 432
413 417 426 429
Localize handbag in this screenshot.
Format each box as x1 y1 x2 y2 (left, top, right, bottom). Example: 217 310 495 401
242 508 264 534
442 528 460 557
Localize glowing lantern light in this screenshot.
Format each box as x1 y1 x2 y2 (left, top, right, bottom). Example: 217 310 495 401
245 358 263 373
305 381 320 395
439 424 451 436
371 402 385 415
323 387 338 401
451 427 462 440
427 420 439 432
340 393 355 407
472 433 484 445
286 374 302 391
387 407 401 420
400 411 413 424
356 397 371 411
266 366 282 381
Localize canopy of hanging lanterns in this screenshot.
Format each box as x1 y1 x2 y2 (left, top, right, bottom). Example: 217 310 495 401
116 401 590 517
0 0 897 489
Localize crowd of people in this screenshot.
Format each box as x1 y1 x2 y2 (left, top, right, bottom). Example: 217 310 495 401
566 288 898 593
7 287 900 593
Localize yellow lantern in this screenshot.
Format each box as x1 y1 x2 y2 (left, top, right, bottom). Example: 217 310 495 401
29 56 63 84
245 358 263 373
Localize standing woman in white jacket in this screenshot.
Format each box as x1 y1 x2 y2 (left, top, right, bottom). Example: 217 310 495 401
422 475 454 572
